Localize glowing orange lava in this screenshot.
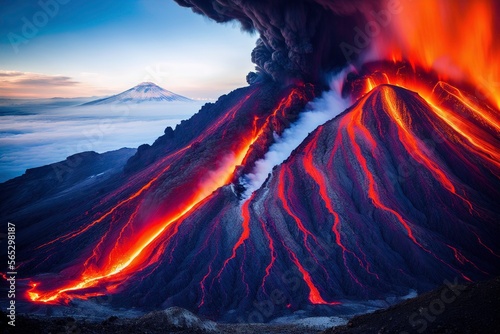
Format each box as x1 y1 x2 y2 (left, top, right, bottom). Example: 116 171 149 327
276 166 339 305
278 237 339 305
28 87 311 305
375 0 500 108
302 128 366 286
28 89 266 303
343 94 424 249
259 217 277 292
279 168 322 245
216 194 254 280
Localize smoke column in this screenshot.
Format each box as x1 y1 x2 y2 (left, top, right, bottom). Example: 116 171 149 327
174 0 380 83
240 70 350 197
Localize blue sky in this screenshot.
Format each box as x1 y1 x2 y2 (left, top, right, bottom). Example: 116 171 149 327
0 0 257 99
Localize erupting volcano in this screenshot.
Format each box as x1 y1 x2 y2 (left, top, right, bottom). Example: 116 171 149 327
1 0 499 325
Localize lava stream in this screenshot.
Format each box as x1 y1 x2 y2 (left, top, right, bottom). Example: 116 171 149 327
302 129 371 286
343 95 424 249
215 194 254 280
278 236 339 305
28 118 264 303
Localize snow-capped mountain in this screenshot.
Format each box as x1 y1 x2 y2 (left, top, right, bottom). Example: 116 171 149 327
83 82 192 105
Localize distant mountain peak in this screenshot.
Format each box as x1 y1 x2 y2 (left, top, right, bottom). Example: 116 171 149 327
137 81 156 86
83 82 192 105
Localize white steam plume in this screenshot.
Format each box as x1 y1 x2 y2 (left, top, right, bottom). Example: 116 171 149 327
239 69 351 198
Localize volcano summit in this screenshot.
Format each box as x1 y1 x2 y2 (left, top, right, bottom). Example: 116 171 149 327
4 64 500 322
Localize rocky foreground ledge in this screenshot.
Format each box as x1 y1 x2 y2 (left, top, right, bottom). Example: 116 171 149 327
1 277 499 334
324 277 500 334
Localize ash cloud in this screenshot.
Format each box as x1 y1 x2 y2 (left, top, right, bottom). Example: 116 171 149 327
174 0 380 83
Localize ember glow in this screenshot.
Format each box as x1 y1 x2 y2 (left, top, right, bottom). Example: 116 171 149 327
355 65 500 175
10 0 498 322
27 87 314 304
375 0 500 108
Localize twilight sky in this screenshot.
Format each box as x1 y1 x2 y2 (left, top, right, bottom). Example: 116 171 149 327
0 0 257 99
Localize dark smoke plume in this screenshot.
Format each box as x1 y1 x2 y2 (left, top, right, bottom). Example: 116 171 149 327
174 0 380 83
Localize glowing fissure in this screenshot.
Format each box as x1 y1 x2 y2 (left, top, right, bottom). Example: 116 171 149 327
471 230 500 259
375 0 500 108
28 95 264 303
218 92 256 139
278 168 323 258
328 125 381 281
382 89 454 190
198 220 223 308
275 166 340 304
343 96 424 249
278 237 339 305
215 194 254 280
239 87 307 169
302 130 370 286
35 165 171 250
434 82 500 133
427 101 500 170
445 244 488 275
379 87 475 211
259 217 277 293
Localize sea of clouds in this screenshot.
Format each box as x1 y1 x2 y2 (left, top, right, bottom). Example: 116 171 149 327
0 98 204 182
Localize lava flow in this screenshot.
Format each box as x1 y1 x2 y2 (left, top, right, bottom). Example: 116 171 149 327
374 0 500 108
26 85 313 304
23 71 500 316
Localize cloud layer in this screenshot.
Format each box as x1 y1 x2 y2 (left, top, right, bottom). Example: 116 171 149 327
0 100 204 182
0 71 82 98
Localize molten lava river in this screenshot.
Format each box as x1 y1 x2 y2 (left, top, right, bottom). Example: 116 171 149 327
7 0 500 322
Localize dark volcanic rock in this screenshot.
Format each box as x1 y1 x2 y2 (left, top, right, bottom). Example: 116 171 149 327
0 307 218 334
323 277 500 334
123 84 498 321
2 78 499 323
2 278 499 333
0 148 136 218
